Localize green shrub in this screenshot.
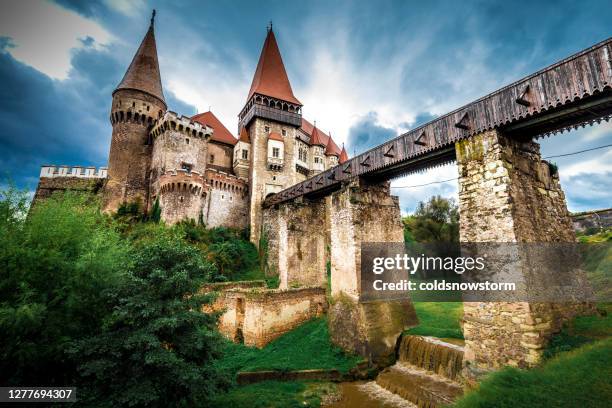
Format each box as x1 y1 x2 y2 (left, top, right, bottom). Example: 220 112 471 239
0 191 127 386
452 339 612 408
71 230 227 407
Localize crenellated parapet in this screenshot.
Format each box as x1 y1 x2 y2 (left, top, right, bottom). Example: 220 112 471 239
149 111 213 141
109 108 158 128
205 168 248 195
40 165 108 179
158 169 208 196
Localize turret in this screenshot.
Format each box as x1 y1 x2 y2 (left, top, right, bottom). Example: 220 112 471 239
240 25 304 245
233 127 251 178
324 133 341 168
310 124 326 173
104 10 167 213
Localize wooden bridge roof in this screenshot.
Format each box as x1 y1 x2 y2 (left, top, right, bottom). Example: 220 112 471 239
264 37 612 207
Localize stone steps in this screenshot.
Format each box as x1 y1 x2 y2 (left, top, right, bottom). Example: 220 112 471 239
327 381 418 408
397 335 464 381
324 335 465 408
376 363 463 408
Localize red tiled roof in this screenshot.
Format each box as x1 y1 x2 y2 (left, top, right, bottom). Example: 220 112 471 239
268 132 283 141
309 125 326 147
325 135 341 157
115 20 165 105
191 111 237 146
247 29 301 105
239 127 250 143
339 144 348 163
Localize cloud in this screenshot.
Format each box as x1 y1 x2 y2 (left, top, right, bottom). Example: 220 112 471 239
346 112 397 154
0 0 112 80
103 0 145 17
1 0 611 215
0 35 195 191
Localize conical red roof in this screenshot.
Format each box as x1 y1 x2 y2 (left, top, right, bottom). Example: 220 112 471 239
239 127 250 143
325 135 341 157
247 28 301 105
114 17 165 105
191 111 237 146
310 125 326 147
339 144 348 163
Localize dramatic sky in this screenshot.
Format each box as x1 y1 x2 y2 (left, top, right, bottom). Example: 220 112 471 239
1 0 611 213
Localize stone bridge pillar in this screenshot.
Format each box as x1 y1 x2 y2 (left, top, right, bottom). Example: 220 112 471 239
456 129 592 379
327 178 418 366
262 198 327 289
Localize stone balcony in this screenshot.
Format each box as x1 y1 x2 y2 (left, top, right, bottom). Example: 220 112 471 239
267 156 284 170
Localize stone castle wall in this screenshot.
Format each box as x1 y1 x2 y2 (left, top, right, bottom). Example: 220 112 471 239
32 176 105 207
157 170 206 225
202 169 249 229
207 141 234 173
204 286 326 348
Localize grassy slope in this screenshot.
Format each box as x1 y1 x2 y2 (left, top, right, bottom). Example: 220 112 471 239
451 338 612 408
210 318 359 408
452 305 612 408
214 317 362 377
407 302 464 339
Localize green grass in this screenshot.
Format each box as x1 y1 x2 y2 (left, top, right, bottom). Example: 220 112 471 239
450 338 612 408
209 381 334 408
407 302 464 339
214 317 362 378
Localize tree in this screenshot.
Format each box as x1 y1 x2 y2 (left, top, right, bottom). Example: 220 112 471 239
72 229 228 407
0 191 127 386
403 196 459 243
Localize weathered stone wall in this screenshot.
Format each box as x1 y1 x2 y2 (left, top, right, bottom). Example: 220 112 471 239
207 141 234 173
104 89 165 213
262 205 281 277
202 169 249 229
149 127 208 201
267 197 328 289
456 129 592 378
157 170 206 225
204 286 326 348
327 179 418 366
33 177 104 206
247 118 301 247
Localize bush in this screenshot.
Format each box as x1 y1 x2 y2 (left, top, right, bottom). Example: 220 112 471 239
71 230 227 407
178 222 261 281
0 191 127 386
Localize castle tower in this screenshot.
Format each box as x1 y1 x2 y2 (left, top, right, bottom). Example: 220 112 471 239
104 10 167 213
238 26 303 245
324 133 340 169
233 127 251 179
310 124 326 174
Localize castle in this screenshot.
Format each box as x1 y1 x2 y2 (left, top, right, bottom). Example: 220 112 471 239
36 12 348 242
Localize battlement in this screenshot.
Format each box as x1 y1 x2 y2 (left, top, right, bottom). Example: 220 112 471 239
205 168 248 195
150 111 213 140
40 165 108 179
158 169 207 196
